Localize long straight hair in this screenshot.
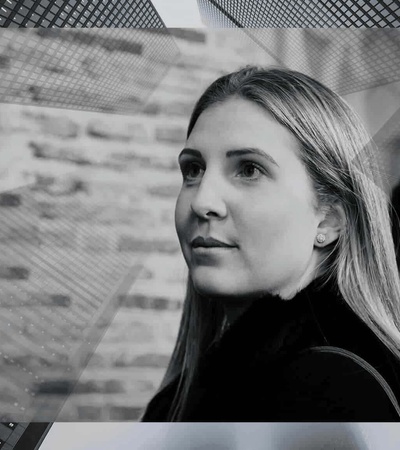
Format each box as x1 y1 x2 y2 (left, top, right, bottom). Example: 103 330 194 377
143 66 400 421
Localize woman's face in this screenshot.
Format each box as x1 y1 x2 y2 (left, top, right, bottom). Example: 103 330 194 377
175 97 324 300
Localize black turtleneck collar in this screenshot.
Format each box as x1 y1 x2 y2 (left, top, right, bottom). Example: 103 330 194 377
216 276 340 347
207 275 393 375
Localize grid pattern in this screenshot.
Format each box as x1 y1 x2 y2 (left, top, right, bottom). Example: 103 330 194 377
0 185 143 422
198 0 400 28
0 0 165 28
244 29 400 96
0 422 27 450
0 422 51 450
0 28 180 114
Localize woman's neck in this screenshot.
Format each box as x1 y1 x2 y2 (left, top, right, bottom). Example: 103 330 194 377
222 269 322 327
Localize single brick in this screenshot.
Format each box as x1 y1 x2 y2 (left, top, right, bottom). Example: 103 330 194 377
0 266 30 280
142 102 160 115
0 54 10 68
77 405 103 421
38 201 58 219
0 193 21 207
74 381 102 394
29 141 92 166
50 294 71 307
109 406 143 421
38 115 79 139
118 294 180 310
86 120 147 142
35 380 73 395
155 125 186 144
104 380 126 394
131 353 170 368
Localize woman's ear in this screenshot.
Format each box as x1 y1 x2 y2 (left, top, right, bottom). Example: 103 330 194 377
315 202 346 247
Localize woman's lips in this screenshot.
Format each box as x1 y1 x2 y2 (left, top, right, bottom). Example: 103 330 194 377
191 236 236 248
191 236 237 258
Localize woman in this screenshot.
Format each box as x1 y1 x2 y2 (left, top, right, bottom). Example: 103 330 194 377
142 66 400 421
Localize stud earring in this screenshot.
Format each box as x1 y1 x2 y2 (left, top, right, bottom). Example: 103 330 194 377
316 233 326 244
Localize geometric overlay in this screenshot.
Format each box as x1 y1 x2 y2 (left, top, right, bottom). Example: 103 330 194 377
0 422 51 450
244 29 400 96
0 0 165 28
198 1 400 97
0 185 144 421
369 105 400 190
0 28 180 114
198 0 400 28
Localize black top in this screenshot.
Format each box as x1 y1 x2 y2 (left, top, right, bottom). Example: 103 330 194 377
142 278 400 421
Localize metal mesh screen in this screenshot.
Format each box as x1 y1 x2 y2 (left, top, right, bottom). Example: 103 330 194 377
0 28 180 114
0 0 165 28
245 29 400 96
198 0 400 28
0 185 143 421
197 1 400 95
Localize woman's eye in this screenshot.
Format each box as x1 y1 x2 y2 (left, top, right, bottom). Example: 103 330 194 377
237 162 264 179
181 162 204 181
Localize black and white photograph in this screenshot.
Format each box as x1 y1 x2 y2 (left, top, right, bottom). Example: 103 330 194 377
0 0 400 448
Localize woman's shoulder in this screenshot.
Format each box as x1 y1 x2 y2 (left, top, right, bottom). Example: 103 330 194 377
267 345 400 421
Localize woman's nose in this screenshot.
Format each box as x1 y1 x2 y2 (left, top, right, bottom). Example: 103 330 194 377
190 175 227 220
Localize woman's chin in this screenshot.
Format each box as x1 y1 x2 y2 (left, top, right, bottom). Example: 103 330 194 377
190 273 246 299
191 275 236 299
194 286 234 299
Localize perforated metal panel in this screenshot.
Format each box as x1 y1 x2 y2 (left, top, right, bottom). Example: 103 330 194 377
0 28 180 114
0 184 144 422
0 0 165 28
245 29 400 96
198 0 400 28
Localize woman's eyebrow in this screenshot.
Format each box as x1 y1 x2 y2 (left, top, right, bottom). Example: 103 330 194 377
178 148 202 159
227 148 280 167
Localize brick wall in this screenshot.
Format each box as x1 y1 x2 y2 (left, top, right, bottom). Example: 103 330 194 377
0 28 398 421
0 28 278 421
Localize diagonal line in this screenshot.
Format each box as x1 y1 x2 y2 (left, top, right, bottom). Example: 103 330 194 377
0 182 147 421
356 106 400 191
202 0 243 27
33 263 145 422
